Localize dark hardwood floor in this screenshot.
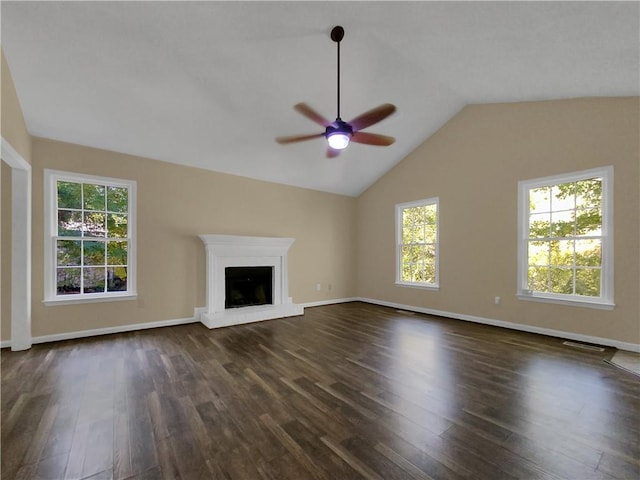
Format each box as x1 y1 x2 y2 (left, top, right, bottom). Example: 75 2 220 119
2 302 639 479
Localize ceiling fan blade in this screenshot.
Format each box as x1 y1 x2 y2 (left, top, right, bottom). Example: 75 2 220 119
275 133 324 144
326 148 341 158
294 103 331 127
349 103 397 131
351 131 395 146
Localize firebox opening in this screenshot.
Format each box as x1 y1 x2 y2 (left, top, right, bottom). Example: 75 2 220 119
225 266 273 309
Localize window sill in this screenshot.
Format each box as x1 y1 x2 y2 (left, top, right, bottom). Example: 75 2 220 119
516 293 614 310
395 281 439 291
43 293 137 306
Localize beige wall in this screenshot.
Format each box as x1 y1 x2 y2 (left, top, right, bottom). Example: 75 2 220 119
1 49 31 163
30 137 357 337
3 67 638 349
357 97 640 346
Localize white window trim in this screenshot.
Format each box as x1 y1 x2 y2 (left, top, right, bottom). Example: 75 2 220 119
516 166 614 310
43 169 137 305
395 197 439 290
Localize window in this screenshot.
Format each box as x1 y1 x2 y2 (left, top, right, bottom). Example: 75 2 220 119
396 198 439 288
44 170 136 304
517 166 613 309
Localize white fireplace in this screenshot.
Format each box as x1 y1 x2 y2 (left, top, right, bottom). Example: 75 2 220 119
198 234 303 328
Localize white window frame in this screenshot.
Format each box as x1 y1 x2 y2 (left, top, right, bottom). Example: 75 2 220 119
395 197 439 290
517 166 614 309
44 169 137 305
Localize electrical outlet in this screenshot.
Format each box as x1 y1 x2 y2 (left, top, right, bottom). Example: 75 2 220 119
316 283 321 291
494 296 501 305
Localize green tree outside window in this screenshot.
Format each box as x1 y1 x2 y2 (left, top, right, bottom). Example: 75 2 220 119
56 181 129 295
526 177 602 297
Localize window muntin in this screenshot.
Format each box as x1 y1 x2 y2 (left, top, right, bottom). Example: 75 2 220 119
45 170 136 303
396 198 439 288
518 167 613 308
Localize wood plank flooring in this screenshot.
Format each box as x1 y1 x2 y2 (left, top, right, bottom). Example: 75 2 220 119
2 302 639 479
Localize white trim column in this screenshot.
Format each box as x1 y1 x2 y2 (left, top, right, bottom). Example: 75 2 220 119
2 138 32 351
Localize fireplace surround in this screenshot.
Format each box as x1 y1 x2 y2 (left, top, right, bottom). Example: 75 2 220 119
198 234 303 328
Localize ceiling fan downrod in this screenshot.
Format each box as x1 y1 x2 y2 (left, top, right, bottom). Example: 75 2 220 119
331 25 345 120
326 25 352 149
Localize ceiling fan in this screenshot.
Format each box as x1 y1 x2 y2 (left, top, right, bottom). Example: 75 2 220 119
276 26 397 158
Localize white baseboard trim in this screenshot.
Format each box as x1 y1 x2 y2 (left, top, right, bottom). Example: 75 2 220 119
301 297 359 308
25 316 198 347
357 297 640 353
194 307 207 322
4 298 636 353
0 301 349 349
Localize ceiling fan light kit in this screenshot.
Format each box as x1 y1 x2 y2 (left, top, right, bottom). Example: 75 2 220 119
276 25 396 158
326 121 353 150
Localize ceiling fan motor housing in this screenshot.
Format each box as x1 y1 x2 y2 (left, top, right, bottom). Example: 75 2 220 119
325 119 353 138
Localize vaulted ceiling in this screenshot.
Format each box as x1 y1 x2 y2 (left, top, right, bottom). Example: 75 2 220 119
2 2 638 196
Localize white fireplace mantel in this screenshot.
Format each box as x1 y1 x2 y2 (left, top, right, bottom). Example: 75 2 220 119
198 234 303 328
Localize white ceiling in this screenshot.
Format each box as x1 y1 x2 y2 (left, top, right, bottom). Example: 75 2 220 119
2 1 638 196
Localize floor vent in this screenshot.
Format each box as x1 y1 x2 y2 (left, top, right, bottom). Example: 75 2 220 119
396 310 416 315
562 340 605 352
